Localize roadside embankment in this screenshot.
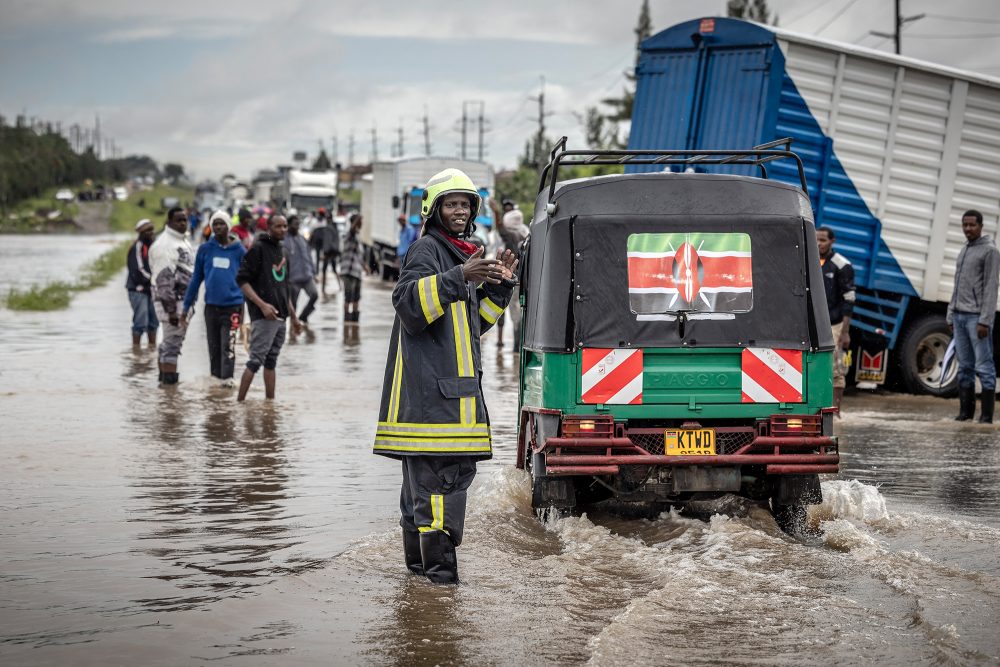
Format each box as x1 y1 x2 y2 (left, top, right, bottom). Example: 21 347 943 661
0 184 193 234
4 184 193 310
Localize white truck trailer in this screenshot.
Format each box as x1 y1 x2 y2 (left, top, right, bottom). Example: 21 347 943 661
273 169 338 217
628 17 1000 395
361 157 495 279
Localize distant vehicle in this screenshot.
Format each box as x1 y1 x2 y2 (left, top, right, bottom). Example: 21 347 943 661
113 186 128 201
195 191 225 214
272 169 338 218
55 189 74 203
225 183 252 209
360 157 494 279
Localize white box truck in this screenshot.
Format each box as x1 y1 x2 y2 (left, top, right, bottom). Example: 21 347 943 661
361 157 495 279
273 169 338 217
628 17 1000 395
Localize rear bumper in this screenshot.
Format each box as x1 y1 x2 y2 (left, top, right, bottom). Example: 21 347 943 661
539 435 838 477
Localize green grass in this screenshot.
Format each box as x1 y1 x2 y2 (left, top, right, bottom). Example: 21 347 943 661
4 238 133 311
4 281 75 310
109 184 193 232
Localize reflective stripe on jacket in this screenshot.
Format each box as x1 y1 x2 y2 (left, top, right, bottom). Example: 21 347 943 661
374 229 513 459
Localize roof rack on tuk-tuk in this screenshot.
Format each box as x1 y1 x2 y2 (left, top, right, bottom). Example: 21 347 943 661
538 136 809 202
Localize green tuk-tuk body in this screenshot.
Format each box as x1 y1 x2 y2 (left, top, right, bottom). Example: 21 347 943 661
516 141 838 532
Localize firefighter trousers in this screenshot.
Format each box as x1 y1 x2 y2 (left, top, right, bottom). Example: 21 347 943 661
399 456 477 546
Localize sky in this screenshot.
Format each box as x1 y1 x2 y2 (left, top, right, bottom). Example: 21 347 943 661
1 0 998 180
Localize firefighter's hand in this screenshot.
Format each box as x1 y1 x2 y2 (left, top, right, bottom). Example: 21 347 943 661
496 248 519 281
978 324 989 339
462 246 504 284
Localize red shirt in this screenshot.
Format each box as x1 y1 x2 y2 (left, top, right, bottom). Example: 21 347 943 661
232 224 253 248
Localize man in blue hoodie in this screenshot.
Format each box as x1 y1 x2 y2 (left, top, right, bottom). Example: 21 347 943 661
182 210 247 383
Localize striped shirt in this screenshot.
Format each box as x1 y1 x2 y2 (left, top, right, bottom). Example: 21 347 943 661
341 231 365 279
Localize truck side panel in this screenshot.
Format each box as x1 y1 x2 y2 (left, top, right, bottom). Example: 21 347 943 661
629 17 1000 357
776 39 1000 306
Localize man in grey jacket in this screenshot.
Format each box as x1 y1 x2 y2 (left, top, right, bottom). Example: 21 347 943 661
947 209 999 423
283 214 319 325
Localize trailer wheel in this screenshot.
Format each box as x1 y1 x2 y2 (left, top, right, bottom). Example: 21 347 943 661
897 315 957 396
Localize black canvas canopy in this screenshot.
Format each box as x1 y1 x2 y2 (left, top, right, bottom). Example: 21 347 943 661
521 172 834 352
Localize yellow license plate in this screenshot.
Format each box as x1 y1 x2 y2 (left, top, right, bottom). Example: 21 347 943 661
665 429 716 455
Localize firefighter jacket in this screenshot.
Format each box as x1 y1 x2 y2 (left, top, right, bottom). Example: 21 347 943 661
374 228 513 460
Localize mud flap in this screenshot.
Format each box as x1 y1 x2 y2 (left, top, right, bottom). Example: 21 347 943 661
530 451 576 511
772 474 822 506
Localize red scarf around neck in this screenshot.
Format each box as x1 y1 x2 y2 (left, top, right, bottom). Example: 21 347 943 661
443 233 478 256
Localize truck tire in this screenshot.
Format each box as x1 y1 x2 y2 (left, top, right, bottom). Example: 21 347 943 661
897 314 957 396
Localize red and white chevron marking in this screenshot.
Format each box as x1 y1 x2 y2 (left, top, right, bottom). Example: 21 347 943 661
741 347 803 403
581 348 643 404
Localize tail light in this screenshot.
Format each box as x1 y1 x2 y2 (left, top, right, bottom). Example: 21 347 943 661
770 414 822 437
562 415 614 438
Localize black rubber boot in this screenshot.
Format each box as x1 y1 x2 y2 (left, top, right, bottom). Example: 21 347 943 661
162 372 180 385
403 530 424 575
979 391 995 424
955 385 976 421
419 531 459 584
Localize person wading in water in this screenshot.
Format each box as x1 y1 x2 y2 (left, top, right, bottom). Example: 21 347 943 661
372 168 517 584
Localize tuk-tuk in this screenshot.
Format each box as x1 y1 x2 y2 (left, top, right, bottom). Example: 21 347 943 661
516 138 838 533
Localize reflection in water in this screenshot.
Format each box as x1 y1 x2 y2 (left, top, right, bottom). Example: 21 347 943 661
127 394 307 611
373 577 474 667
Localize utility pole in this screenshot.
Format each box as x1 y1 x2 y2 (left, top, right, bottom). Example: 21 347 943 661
476 101 487 161
460 101 469 160
421 105 432 156
348 130 355 167
527 77 553 167
331 134 339 166
396 118 405 158
370 123 379 163
870 0 924 55
94 114 102 159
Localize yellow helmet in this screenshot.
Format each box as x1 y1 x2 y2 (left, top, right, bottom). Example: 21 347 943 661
421 168 481 221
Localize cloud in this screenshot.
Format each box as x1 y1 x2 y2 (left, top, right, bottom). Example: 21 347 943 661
3 0 997 179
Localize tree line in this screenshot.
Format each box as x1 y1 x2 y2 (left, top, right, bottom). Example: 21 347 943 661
0 114 178 211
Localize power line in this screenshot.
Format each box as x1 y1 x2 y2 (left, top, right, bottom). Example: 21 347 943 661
923 13 1000 25
906 32 1000 38
783 0 831 28
816 0 861 35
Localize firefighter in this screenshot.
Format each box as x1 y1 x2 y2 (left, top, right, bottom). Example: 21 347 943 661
373 168 518 584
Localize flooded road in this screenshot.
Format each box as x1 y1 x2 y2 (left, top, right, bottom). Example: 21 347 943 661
2 238 999 665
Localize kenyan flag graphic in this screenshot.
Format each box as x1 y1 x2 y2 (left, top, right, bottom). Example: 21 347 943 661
627 232 753 314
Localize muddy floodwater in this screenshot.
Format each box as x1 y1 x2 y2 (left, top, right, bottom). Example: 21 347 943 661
2 237 999 666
